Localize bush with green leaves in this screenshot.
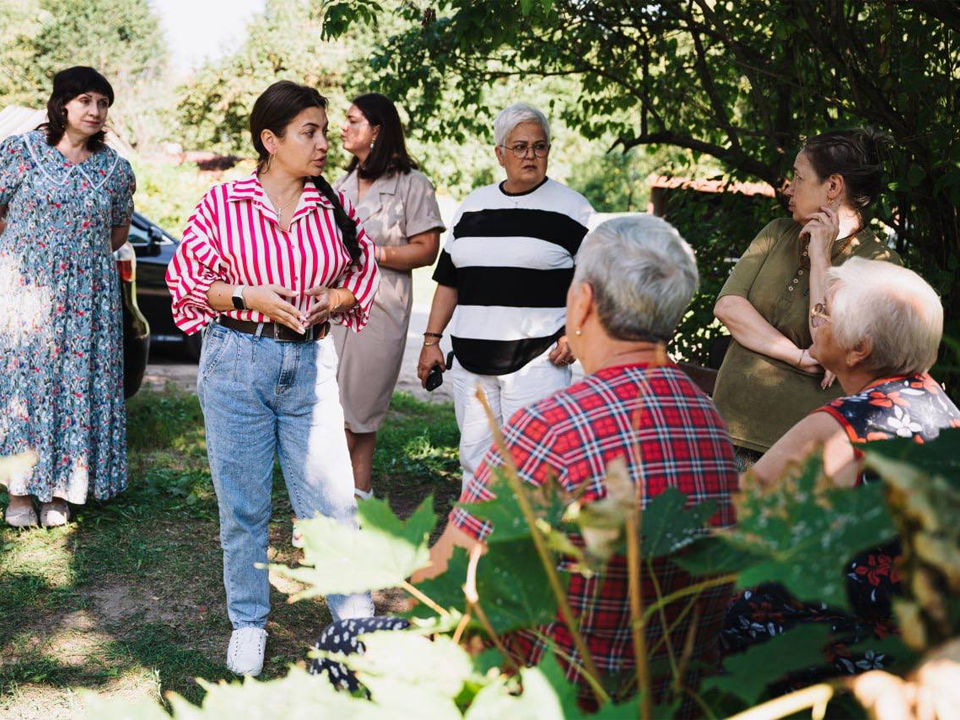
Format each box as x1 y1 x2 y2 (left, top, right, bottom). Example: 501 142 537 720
78 427 960 718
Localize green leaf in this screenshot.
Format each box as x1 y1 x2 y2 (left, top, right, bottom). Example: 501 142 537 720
726 454 896 610
409 547 470 620
519 0 535 15
478 539 564 633
673 535 766 576
455 469 571 544
270 496 436 598
640 488 717 559
83 667 389 718
347 633 473 718
703 625 834 705
864 427 960 494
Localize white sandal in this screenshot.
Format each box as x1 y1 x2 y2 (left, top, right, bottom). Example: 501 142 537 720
5 503 38 528
354 488 373 501
40 500 70 528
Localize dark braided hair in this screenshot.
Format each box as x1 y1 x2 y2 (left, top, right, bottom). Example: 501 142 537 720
249 81 362 266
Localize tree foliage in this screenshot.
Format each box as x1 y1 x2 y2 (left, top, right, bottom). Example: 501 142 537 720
0 0 167 147
174 0 342 156
321 0 960 383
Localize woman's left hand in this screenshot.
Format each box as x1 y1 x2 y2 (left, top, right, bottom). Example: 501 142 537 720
304 286 339 326
801 205 840 263
549 336 575 366
821 369 837 390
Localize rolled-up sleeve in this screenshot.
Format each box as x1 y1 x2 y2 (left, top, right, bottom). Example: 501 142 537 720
165 189 225 335
335 193 380 332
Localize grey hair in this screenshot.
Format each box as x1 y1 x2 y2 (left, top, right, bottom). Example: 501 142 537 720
826 257 942 375
573 215 699 342
493 103 550 147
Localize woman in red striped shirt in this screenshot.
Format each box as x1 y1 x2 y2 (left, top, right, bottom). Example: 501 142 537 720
165 81 380 677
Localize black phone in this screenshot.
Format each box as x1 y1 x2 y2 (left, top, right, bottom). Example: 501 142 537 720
425 351 455 392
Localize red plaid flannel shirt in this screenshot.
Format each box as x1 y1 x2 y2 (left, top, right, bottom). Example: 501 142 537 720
450 363 738 703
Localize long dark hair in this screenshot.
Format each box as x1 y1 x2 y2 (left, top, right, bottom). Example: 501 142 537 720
345 93 418 180
41 66 114 150
249 80 361 266
803 128 890 213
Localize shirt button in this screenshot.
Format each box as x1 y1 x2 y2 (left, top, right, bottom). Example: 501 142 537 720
788 286 794 292
797 269 804 275
792 278 799 284
802 251 808 257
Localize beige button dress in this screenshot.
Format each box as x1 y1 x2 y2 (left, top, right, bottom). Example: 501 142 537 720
331 168 445 432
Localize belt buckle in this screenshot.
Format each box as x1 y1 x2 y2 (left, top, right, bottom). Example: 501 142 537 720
274 323 316 343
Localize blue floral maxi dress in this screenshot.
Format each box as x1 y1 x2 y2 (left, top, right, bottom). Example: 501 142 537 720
0 130 135 504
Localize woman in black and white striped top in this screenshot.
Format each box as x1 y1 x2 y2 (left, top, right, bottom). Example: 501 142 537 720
417 103 593 490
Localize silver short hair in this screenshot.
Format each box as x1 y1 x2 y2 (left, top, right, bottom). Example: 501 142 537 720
573 215 699 342
493 103 550 147
826 257 942 374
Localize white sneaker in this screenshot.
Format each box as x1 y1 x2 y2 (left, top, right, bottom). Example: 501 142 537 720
227 628 267 676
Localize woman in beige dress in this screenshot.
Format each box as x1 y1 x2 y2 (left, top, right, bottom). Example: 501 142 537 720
332 93 445 497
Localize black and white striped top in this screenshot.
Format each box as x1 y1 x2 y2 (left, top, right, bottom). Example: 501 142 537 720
433 177 593 375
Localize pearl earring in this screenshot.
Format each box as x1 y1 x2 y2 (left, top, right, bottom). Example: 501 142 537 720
574 329 582 336
370 140 376 149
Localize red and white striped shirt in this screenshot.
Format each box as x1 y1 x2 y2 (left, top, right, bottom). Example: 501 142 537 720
166 173 380 335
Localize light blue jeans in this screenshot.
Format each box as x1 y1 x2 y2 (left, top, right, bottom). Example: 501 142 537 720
196 322 374 629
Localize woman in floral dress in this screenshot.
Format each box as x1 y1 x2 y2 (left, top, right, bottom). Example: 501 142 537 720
722 258 960 687
0 67 136 528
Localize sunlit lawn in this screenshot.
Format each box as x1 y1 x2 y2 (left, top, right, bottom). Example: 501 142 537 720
0 388 460 717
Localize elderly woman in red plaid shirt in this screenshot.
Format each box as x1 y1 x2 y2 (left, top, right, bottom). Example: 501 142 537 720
309 215 738 712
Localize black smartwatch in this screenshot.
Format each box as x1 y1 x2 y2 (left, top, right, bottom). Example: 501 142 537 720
231 285 247 311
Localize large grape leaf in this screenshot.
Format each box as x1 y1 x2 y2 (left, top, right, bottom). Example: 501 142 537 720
345 632 473 720
269 495 436 598
722 454 896 610
477 538 564 633
639 487 718 559
82 667 386 719
864 427 960 493
455 469 573 544
409 546 471 620
410 539 563 633
703 624 834 705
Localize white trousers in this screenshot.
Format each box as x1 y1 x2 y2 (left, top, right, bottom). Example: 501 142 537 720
451 348 572 493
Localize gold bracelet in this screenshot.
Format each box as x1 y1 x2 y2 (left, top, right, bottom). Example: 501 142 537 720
330 289 341 313
423 340 439 347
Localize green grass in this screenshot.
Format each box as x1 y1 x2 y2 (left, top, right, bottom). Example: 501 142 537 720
0 387 459 717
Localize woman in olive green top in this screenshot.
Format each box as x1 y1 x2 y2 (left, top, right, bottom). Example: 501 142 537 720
713 129 900 465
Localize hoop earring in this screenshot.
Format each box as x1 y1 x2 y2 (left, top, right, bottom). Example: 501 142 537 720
262 153 274 174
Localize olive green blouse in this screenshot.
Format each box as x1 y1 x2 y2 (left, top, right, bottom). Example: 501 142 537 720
712 218 901 453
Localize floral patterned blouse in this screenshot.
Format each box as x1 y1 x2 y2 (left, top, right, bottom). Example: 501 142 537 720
722 374 960 687
0 130 135 504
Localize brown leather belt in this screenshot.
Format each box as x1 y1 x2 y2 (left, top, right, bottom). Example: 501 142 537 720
217 316 330 343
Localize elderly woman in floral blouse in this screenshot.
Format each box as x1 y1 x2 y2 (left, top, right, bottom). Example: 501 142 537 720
723 258 959 685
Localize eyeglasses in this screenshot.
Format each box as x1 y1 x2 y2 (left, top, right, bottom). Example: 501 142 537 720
501 142 551 159
810 302 831 328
